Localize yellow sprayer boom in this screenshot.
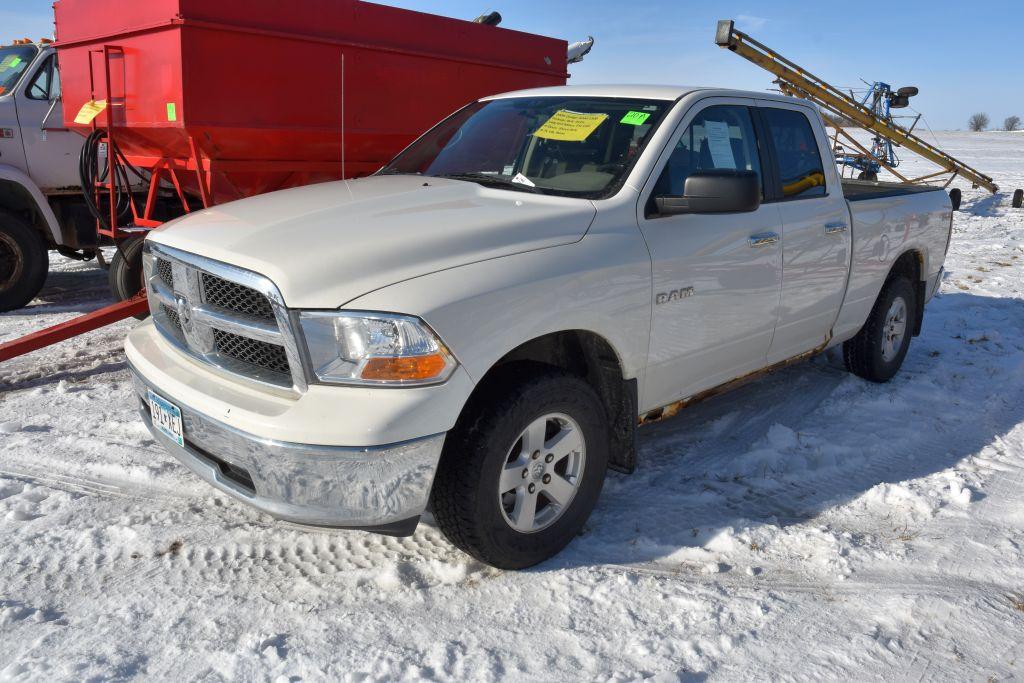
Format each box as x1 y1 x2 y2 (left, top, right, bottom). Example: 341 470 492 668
715 19 1002 197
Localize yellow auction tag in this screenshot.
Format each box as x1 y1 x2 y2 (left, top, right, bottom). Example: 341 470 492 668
74 99 108 125
533 110 608 142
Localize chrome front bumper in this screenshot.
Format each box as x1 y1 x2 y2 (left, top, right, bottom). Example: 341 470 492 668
130 365 445 536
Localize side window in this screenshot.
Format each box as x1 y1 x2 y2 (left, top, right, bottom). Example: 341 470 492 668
26 55 54 101
761 108 827 199
652 105 763 198
50 58 61 99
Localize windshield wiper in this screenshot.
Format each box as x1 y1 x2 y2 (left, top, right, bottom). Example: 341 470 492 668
436 172 542 194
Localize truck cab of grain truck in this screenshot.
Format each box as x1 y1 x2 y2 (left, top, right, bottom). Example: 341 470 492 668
0 39 95 312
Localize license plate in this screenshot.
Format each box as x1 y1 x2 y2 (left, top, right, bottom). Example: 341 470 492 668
148 389 184 447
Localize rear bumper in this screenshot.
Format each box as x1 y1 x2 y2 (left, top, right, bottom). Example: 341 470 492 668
130 364 445 534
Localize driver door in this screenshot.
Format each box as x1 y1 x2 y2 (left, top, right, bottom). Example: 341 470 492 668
15 52 83 190
636 99 783 411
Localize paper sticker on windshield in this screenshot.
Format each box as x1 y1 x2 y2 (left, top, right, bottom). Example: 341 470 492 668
0 55 19 72
74 100 108 125
620 111 651 126
534 110 608 142
704 120 737 169
511 172 535 187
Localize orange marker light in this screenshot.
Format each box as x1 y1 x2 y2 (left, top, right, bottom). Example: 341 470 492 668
360 354 449 382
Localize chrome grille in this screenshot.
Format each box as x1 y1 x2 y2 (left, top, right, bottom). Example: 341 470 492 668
145 243 306 393
160 303 183 336
156 258 174 290
201 273 275 320
213 329 291 375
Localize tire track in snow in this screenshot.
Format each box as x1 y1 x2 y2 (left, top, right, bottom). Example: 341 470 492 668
0 467 187 504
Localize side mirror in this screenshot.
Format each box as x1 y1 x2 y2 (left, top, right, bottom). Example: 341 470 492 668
654 170 761 216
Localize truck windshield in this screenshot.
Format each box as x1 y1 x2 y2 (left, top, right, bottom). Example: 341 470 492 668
0 45 38 96
381 96 671 199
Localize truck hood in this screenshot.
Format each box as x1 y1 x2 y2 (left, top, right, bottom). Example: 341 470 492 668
150 175 596 308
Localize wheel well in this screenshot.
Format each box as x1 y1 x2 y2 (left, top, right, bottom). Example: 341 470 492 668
888 250 926 336
0 180 54 247
469 331 638 474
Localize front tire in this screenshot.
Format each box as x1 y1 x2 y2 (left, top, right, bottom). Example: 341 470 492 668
843 275 916 383
432 369 609 569
0 210 49 312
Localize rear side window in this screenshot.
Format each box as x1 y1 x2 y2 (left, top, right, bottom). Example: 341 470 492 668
653 105 763 197
761 108 827 199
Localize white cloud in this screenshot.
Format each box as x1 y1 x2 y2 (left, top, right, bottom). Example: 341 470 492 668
736 14 768 30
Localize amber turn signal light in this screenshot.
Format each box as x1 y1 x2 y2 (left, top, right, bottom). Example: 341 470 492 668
360 354 451 382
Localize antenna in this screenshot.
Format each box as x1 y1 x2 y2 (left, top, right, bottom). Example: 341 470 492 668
341 52 346 180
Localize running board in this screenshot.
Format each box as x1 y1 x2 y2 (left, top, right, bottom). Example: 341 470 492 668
0 294 148 363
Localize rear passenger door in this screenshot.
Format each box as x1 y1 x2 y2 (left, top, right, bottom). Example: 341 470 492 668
757 102 851 364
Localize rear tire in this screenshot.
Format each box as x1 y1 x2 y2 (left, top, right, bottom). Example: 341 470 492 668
1013 189 1023 209
858 170 879 181
108 237 149 319
949 188 962 211
0 210 49 312
843 275 916 383
432 369 609 569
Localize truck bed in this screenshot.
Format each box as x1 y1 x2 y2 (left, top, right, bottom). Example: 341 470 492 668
830 177 952 347
841 179 947 202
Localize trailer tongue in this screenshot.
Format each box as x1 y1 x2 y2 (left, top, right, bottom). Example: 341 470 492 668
0 0 573 363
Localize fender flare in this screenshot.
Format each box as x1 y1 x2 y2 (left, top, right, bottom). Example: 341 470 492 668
0 164 63 244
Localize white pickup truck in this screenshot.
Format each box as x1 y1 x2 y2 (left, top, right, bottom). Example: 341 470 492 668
127 85 952 568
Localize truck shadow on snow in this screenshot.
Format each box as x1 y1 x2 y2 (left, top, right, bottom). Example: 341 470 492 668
0 261 112 318
553 291 1024 570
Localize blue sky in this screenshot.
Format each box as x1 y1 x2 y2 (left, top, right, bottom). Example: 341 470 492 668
5 0 1020 130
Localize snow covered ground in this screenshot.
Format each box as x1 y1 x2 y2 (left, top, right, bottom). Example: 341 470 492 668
2 131 1024 681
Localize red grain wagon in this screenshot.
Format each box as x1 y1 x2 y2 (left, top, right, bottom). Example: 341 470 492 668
55 0 568 225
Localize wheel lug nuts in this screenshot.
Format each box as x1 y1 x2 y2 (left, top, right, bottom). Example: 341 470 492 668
528 483 536 493
531 451 540 460
542 474 551 484
545 453 553 463
522 469 529 479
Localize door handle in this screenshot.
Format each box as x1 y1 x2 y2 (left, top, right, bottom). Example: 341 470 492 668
824 222 848 235
40 98 59 131
748 232 779 247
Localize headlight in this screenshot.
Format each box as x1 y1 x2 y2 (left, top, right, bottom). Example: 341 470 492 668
299 311 457 386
